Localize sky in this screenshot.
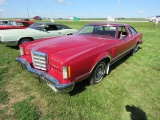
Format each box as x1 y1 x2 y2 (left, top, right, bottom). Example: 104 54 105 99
0 0 159 19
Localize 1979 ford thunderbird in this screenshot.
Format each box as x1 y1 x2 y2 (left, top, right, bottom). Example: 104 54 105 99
16 23 144 93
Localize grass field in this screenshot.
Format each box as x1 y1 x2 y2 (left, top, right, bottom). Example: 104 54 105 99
0 20 160 120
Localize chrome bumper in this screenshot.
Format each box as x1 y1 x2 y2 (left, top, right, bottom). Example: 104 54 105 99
16 57 75 93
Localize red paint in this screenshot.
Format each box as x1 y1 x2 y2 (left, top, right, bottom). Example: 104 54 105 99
0 20 34 30
18 23 143 85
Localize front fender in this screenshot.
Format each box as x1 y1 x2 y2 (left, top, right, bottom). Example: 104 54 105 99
90 52 111 73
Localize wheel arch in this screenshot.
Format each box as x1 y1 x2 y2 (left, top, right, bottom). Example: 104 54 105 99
19 37 34 41
130 40 140 56
135 40 140 46
66 33 73 35
134 37 140 47
90 53 111 74
18 37 34 45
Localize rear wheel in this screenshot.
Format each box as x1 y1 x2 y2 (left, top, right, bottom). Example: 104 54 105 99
67 33 73 35
130 43 139 55
19 38 32 45
89 61 108 85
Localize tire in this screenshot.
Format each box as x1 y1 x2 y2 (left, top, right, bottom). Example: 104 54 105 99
19 38 31 45
67 33 73 35
89 61 109 85
130 43 139 56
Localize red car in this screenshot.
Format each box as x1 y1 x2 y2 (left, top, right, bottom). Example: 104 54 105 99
16 23 144 93
0 20 9 25
33 16 42 20
0 20 34 30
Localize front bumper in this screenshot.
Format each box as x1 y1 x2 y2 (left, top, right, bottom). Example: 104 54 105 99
16 57 75 93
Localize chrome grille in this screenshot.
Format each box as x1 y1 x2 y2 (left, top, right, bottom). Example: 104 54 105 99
31 50 47 71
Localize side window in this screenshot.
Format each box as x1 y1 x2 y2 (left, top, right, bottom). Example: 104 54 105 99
118 26 128 39
17 23 24 26
56 25 62 30
45 25 58 31
61 25 71 29
128 26 137 34
21 22 29 26
12 22 17 26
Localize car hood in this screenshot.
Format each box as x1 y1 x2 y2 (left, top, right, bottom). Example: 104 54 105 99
28 35 113 59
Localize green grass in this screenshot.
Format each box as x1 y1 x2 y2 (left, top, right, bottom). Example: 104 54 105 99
0 20 160 120
13 96 40 120
0 90 8 103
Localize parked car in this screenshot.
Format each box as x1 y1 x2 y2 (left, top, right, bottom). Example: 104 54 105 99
21 18 30 21
0 20 34 30
16 23 144 93
0 20 9 25
0 22 78 46
149 15 160 22
33 16 42 20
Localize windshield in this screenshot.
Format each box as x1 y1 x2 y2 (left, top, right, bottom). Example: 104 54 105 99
29 23 46 30
77 25 117 39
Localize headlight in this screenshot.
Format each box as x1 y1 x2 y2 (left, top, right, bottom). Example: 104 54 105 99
19 47 24 55
63 66 70 79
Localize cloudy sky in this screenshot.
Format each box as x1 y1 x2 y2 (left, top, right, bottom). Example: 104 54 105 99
0 0 159 18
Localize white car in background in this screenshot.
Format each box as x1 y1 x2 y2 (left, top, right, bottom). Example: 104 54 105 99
149 15 160 22
0 22 78 46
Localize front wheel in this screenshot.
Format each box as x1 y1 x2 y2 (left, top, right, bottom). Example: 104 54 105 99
19 38 32 45
89 61 109 85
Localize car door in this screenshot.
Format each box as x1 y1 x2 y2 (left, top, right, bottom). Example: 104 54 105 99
56 25 76 35
112 26 134 60
128 26 139 48
117 26 134 53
